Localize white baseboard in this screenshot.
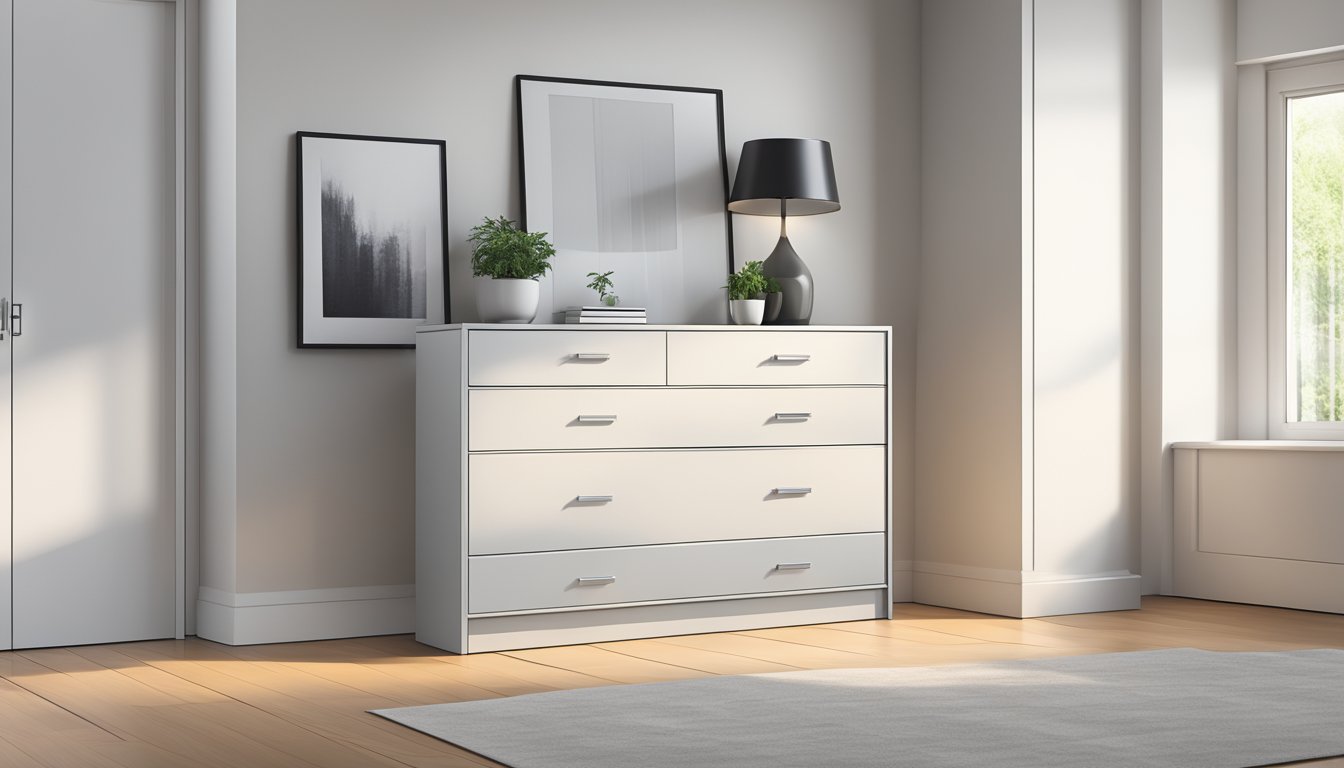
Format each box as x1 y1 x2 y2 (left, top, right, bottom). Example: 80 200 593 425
196 584 414 645
913 565 1024 616
1020 571 1142 617
912 561 1140 618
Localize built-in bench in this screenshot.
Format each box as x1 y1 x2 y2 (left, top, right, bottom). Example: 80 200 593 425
1172 442 1344 615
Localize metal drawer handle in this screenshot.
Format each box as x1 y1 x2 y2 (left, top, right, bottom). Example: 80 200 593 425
775 562 812 571
577 576 616 586
772 354 810 362
575 495 614 503
574 353 611 361
576 414 618 424
774 487 813 495
774 412 812 422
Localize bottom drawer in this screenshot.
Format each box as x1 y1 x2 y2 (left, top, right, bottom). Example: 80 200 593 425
468 533 886 615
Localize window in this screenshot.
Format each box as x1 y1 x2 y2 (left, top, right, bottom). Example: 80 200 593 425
1268 60 1344 438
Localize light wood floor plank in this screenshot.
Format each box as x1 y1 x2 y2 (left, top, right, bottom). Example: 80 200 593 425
111 641 493 768
0 735 48 768
737 624 1104 664
0 675 121 745
591 637 803 675
1 597 1341 766
351 634 615 693
658 628 885 668
501 644 708 684
812 618 991 645
10 648 395 768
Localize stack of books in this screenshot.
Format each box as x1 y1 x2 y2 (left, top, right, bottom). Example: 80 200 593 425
558 306 648 324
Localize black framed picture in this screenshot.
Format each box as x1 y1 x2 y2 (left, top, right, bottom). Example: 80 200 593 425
296 131 448 348
516 75 732 324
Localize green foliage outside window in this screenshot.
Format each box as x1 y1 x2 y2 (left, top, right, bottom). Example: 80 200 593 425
1290 92 1344 421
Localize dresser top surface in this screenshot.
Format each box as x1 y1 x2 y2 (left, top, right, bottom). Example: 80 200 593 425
417 323 892 334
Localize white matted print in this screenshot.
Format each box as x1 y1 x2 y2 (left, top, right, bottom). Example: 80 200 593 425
297 132 447 347
517 76 732 324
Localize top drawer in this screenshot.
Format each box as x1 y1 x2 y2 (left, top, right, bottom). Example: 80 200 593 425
468 330 666 386
667 331 886 386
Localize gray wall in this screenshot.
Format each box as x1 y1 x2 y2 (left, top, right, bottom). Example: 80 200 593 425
916 0 1027 575
224 0 920 597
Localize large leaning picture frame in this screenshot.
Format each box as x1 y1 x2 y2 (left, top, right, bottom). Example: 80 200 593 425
516 75 733 324
297 131 448 348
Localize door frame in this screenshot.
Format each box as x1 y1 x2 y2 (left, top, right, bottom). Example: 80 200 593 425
174 0 199 640
0 0 11 652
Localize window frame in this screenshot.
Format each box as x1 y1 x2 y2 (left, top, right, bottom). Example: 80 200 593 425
1266 58 1344 439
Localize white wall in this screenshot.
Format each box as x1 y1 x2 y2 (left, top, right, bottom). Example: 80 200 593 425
1237 0 1344 63
917 0 1141 617
1032 0 1140 580
199 0 921 641
1138 0 1238 595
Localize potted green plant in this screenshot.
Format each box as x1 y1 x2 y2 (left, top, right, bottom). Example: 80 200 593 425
469 215 556 323
724 260 770 325
586 270 619 307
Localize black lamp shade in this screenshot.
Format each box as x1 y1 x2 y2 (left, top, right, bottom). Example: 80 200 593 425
728 138 840 216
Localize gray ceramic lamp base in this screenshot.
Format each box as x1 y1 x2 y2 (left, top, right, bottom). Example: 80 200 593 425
762 235 813 325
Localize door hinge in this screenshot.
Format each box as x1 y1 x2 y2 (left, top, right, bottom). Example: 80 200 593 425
9 302 21 338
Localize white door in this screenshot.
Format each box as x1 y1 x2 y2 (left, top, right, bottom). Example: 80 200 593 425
9 0 176 648
0 0 11 652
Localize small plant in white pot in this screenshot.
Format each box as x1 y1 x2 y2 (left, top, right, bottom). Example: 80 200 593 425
725 260 770 325
469 215 556 323
586 270 619 306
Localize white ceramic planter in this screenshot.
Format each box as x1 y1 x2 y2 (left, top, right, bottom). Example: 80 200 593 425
475 277 540 323
729 299 765 326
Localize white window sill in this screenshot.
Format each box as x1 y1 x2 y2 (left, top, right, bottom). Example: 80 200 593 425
1171 440 1344 451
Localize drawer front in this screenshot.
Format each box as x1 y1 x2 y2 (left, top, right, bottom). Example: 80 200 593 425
467 330 665 386
468 387 885 451
667 331 886 386
468 446 885 555
468 533 886 614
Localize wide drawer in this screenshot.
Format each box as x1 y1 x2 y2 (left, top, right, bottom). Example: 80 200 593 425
468 387 885 451
467 329 665 386
468 533 886 614
468 446 885 555
667 331 886 386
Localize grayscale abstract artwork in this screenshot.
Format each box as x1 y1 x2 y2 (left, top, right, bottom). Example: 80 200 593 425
548 95 679 253
517 77 732 325
298 132 447 347
320 178 427 319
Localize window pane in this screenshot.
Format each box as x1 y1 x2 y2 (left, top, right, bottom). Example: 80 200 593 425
1288 89 1344 423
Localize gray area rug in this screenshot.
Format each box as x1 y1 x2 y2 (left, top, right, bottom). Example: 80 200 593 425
372 648 1344 768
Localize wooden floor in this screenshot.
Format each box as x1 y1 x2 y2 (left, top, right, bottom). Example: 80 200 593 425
0 596 1341 767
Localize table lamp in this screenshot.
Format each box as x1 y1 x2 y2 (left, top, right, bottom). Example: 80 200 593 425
727 138 840 325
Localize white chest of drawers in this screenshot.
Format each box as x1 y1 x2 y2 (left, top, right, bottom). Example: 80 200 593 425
415 324 892 653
